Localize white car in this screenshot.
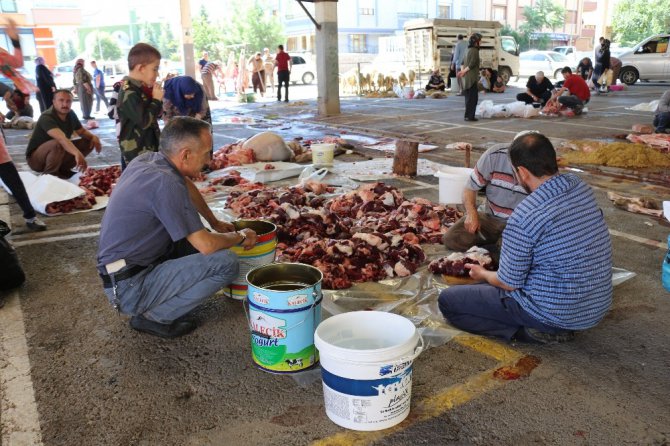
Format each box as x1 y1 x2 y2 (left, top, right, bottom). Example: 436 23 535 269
617 34 670 85
289 55 316 85
53 63 75 90
519 51 571 80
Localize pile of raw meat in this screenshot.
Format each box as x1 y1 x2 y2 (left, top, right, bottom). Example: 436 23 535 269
198 170 264 195
429 246 497 277
208 143 257 171
46 166 122 214
626 133 670 153
226 182 462 289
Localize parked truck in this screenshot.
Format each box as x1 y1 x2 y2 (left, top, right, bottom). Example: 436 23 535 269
404 19 520 84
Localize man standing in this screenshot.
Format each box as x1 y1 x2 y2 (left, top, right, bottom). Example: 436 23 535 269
653 90 670 133
97 117 258 338
457 33 482 121
439 133 612 344
551 67 590 115
443 132 530 253
25 89 102 179
198 51 208 70
263 48 275 94
90 61 109 113
451 34 467 95
248 52 266 97
274 44 292 102
516 71 554 105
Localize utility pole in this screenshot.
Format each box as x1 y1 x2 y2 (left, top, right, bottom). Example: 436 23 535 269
180 0 195 78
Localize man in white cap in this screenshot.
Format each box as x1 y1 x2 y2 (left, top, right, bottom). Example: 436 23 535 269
443 131 536 252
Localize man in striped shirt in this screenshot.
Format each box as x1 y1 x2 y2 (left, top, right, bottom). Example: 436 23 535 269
443 135 529 252
439 133 612 343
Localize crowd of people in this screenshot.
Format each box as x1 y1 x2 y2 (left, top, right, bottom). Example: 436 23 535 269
2 23 666 343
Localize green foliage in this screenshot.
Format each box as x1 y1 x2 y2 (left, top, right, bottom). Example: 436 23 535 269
157 23 179 61
222 0 285 55
503 0 566 51
193 5 225 61
612 0 670 47
57 40 78 63
89 32 122 61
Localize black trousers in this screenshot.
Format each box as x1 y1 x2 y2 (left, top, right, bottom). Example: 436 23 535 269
463 84 478 119
516 91 552 105
0 162 36 220
277 70 290 100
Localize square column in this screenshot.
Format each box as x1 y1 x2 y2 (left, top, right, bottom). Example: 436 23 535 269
315 0 340 116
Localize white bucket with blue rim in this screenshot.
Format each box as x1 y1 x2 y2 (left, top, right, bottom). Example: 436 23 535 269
314 311 424 431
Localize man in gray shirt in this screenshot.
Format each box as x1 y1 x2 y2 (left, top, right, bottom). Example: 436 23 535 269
653 90 670 133
451 34 468 95
97 117 258 338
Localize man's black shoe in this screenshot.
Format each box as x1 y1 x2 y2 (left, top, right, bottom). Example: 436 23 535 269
464 117 479 122
517 327 575 344
129 315 197 338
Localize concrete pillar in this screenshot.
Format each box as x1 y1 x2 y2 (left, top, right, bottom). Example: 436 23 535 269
180 0 195 79
315 1 340 116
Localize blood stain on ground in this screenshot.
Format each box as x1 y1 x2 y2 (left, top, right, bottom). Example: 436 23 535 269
492 355 541 381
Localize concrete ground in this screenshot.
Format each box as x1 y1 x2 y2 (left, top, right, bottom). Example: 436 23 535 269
0 82 669 446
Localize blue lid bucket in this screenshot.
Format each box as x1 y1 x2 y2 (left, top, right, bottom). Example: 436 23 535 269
246 262 323 373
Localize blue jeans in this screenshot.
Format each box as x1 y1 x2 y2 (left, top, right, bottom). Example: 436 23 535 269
438 284 568 341
103 249 239 323
653 112 669 132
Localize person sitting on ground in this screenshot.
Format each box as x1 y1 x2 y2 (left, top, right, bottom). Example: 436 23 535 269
549 66 590 115
4 89 33 120
477 68 490 92
439 132 612 344
576 57 593 82
25 89 101 179
96 117 258 338
425 69 446 91
653 89 670 133
443 131 531 253
491 70 506 93
516 71 554 105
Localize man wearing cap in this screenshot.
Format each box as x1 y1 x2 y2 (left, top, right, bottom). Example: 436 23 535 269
248 51 266 97
457 33 482 121
443 131 531 253
440 132 612 344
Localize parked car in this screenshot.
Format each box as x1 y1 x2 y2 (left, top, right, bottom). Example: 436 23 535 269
99 60 129 90
53 62 75 90
519 51 570 80
290 55 316 85
617 33 670 85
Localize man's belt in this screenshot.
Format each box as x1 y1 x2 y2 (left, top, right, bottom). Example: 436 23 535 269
100 264 146 288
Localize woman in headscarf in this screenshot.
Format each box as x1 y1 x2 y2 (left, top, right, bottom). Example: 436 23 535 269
73 58 94 119
34 56 56 113
162 75 211 124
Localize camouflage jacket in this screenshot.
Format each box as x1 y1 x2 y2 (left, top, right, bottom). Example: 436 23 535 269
117 76 162 163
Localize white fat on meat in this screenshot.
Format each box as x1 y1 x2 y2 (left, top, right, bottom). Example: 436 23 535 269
380 191 396 206
394 261 412 277
352 232 383 249
445 246 492 263
280 202 301 220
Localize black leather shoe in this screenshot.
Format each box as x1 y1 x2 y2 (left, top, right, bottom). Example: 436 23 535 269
516 327 575 344
464 117 479 122
130 315 197 338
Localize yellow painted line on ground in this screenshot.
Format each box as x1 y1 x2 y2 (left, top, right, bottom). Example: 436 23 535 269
311 334 525 446
609 229 667 250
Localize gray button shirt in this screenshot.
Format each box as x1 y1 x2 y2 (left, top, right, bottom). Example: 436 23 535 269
97 152 204 270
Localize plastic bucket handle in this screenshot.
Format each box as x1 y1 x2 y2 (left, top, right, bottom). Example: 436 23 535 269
322 331 425 368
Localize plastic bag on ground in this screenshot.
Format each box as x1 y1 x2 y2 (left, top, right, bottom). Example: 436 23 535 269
476 100 495 118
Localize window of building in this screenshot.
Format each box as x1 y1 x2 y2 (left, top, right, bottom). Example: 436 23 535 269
438 5 451 18
493 6 506 21
349 34 367 53
0 0 17 13
360 8 374 15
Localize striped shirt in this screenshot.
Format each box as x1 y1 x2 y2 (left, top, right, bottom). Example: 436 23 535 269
498 173 612 330
467 145 528 218
201 62 219 75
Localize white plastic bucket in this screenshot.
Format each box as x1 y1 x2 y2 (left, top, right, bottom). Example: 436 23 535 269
434 166 473 205
311 143 335 167
450 77 459 93
314 311 424 431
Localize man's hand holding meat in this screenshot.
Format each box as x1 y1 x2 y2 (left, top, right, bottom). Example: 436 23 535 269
97 117 257 339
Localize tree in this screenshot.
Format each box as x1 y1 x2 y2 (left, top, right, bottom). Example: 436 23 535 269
89 32 122 61
502 0 565 51
143 22 159 49
57 40 78 63
193 5 225 61
157 23 179 61
612 0 670 47
222 0 285 55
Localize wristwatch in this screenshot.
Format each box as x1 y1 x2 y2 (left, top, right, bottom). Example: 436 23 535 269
237 231 247 243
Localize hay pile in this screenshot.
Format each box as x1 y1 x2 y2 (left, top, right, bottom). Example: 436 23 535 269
559 141 670 169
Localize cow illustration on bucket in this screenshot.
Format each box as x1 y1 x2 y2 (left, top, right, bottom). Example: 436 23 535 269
246 262 323 373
